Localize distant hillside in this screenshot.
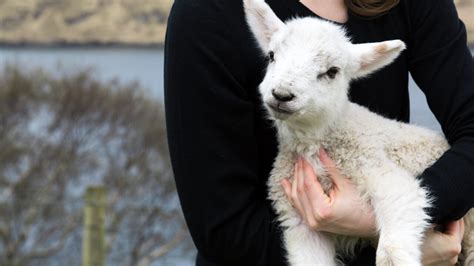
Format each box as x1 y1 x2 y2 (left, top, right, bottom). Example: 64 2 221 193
456 0 474 44
0 0 172 46
0 0 472 46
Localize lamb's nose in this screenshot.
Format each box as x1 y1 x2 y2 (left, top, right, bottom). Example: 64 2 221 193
272 90 295 102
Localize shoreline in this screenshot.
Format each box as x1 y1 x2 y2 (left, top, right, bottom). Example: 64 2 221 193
0 42 165 50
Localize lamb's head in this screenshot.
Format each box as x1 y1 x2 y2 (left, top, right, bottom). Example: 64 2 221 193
243 0 405 129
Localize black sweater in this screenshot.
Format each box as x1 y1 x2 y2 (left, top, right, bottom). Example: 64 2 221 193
164 0 474 265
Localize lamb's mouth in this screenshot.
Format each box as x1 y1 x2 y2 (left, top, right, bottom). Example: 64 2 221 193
267 103 294 115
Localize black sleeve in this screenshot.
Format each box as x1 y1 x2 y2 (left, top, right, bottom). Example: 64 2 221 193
164 0 286 264
407 0 474 224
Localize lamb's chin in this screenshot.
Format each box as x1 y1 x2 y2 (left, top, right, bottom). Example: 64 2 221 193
269 112 292 121
266 107 293 120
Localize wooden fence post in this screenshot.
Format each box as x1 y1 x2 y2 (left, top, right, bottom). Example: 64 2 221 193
82 186 106 266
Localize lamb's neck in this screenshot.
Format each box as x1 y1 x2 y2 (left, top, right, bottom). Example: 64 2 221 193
275 107 347 155
276 124 327 155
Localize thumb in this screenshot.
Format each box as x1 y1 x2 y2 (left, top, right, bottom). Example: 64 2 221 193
319 148 344 187
444 220 461 237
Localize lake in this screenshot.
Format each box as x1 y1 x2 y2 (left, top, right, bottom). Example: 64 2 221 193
0 47 165 100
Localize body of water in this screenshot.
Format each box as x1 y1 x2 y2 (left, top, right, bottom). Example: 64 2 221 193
0 47 165 100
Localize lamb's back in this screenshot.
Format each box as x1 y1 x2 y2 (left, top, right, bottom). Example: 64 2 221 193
325 103 449 179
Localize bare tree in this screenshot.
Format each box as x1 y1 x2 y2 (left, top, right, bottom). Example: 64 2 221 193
0 65 192 266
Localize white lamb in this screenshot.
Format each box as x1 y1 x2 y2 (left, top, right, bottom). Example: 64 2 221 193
243 0 474 265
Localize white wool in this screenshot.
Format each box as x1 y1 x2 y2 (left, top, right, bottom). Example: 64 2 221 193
243 0 474 265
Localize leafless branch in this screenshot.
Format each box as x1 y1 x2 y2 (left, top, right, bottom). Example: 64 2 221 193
137 227 187 266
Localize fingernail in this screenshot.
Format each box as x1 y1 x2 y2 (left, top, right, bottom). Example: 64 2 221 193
319 148 327 159
300 157 307 167
297 156 303 166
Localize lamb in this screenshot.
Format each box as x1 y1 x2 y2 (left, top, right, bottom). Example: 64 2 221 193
242 0 474 265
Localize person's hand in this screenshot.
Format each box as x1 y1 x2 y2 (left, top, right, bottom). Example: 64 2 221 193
281 148 377 237
421 219 464 265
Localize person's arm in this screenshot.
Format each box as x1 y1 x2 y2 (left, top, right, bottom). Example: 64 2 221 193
164 0 286 264
406 0 474 224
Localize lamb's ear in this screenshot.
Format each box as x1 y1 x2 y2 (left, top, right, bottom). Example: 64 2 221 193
243 0 284 51
349 40 406 78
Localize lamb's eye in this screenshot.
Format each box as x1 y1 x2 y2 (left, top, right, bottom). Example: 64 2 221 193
268 51 275 63
317 67 340 80
326 67 339 79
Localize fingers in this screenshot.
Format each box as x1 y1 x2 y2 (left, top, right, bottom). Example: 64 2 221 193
281 163 296 208
282 177 306 220
281 157 331 230
319 148 343 188
290 158 313 224
301 157 331 205
281 179 292 201
319 148 336 170
446 219 464 242
444 219 465 241
443 220 463 264
445 220 460 237
297 159 318 227
449 256 459 265
291 159 306 220
301 158 333 223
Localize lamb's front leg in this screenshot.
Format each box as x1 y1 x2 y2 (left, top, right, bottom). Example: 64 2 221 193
365 165 431 266
284 221 337 266
270 153 337 265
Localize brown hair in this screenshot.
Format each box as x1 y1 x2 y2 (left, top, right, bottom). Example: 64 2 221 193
345 0 400 17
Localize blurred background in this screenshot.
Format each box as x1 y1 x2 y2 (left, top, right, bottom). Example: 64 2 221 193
0 0 472 265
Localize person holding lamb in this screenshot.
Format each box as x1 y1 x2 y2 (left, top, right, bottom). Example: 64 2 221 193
164 0 474 265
